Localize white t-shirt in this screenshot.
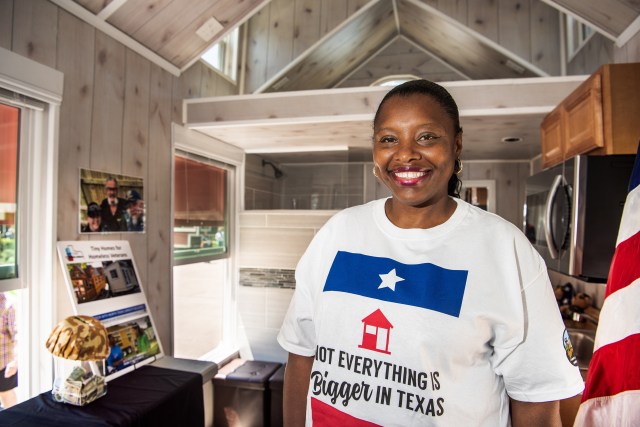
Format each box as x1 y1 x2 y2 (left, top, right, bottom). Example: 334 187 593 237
278 198 584 426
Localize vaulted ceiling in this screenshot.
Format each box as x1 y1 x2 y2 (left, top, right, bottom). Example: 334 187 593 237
52 0 639 83
52 0 640 160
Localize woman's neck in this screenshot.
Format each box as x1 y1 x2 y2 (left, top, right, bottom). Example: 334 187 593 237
384 197 457 229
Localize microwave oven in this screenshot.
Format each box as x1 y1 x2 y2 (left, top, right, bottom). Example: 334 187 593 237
523 154 635 282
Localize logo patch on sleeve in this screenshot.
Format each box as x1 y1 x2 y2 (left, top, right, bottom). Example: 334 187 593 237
562 329 578 366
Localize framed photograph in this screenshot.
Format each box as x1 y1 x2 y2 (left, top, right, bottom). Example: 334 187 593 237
79 168 145 233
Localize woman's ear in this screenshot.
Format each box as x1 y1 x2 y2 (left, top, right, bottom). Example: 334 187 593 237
454 132 463 158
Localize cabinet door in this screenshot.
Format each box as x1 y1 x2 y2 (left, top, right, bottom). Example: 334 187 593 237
563 72 604 159
541 107 564 168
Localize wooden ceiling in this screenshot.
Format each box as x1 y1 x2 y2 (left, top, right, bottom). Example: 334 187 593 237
55 0 270 72
53 0 639 79
259 0 546 93
52 0 639 160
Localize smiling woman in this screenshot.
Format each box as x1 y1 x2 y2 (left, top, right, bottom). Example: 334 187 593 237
277 79 584 427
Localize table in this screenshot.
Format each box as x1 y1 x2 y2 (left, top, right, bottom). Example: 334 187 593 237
0 365 204 426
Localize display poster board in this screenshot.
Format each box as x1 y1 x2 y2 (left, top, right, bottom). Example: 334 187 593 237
79 168 145 234
57 241 163 381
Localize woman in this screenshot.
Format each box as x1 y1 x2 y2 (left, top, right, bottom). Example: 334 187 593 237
278 80 584 426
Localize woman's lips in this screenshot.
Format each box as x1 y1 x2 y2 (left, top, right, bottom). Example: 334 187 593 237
390 168 430 186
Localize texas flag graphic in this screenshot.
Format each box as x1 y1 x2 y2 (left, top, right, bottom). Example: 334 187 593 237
312 398 382 427
323 251 468 317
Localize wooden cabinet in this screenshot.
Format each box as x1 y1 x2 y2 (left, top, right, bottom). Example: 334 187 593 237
540 63 640 168
563 72 604 159
540 107 564 167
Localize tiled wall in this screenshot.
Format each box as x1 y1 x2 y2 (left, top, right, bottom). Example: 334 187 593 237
240 268 296 288
277 163 367 210
237 210 336 363
244 156 391 210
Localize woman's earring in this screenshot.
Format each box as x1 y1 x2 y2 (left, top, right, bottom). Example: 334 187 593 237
372 166 379 178
455 158 463 175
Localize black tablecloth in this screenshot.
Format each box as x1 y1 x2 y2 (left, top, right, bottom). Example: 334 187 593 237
0 365 204 426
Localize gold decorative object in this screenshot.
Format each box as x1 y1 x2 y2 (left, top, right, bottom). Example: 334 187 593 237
46 315 109 360
45 315 109 406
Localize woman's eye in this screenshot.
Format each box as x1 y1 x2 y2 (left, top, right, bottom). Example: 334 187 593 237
378 136 396 144
418 134 439 142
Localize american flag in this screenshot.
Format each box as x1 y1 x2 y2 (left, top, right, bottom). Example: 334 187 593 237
573 144 640 426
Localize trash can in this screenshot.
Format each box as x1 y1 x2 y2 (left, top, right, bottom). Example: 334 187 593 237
269 364 285 427
152 356 219 427
214 359 281 427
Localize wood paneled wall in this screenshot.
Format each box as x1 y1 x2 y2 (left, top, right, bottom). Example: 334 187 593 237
0 0 238 354
339 38 466 87
245 0 372 92
422 0 562 76
244 0 563 92
613 30 640 64
569 31 640 75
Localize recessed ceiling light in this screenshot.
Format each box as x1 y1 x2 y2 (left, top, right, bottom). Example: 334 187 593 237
501 136 523 143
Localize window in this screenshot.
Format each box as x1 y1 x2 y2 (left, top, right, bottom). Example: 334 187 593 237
1 46 63 403
565 15 595 60
0 103 19 283
171 125 242 362
173 153 229 265
201 27 239 82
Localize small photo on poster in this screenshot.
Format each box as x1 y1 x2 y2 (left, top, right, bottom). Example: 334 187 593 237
79 168 145 233
65 259 142 304
94 305 163 381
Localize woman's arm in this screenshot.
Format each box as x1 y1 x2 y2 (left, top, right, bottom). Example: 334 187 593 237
510 399 562 427
283 352 314 427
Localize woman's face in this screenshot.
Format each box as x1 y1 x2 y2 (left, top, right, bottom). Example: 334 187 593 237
373 93 462 209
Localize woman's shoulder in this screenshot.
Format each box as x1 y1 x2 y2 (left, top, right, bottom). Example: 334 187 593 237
316 199 383 236
457 199 531 246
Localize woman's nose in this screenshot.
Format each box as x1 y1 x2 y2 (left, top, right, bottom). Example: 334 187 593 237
395 140 420 162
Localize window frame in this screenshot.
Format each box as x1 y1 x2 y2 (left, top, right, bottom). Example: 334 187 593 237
0 101 21 288
0 46 63 400
171 124 244 361
565 14 595 61
200 27 240 83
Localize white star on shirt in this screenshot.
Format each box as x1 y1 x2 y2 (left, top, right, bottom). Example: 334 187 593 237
378 268 405 291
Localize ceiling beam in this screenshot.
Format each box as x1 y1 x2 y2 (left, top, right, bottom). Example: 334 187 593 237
186 75 587 128
539 0 640 44
97 0 129 20
49 0 181 76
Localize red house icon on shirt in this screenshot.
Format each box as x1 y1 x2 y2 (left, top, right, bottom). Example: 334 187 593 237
358 309 393 355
